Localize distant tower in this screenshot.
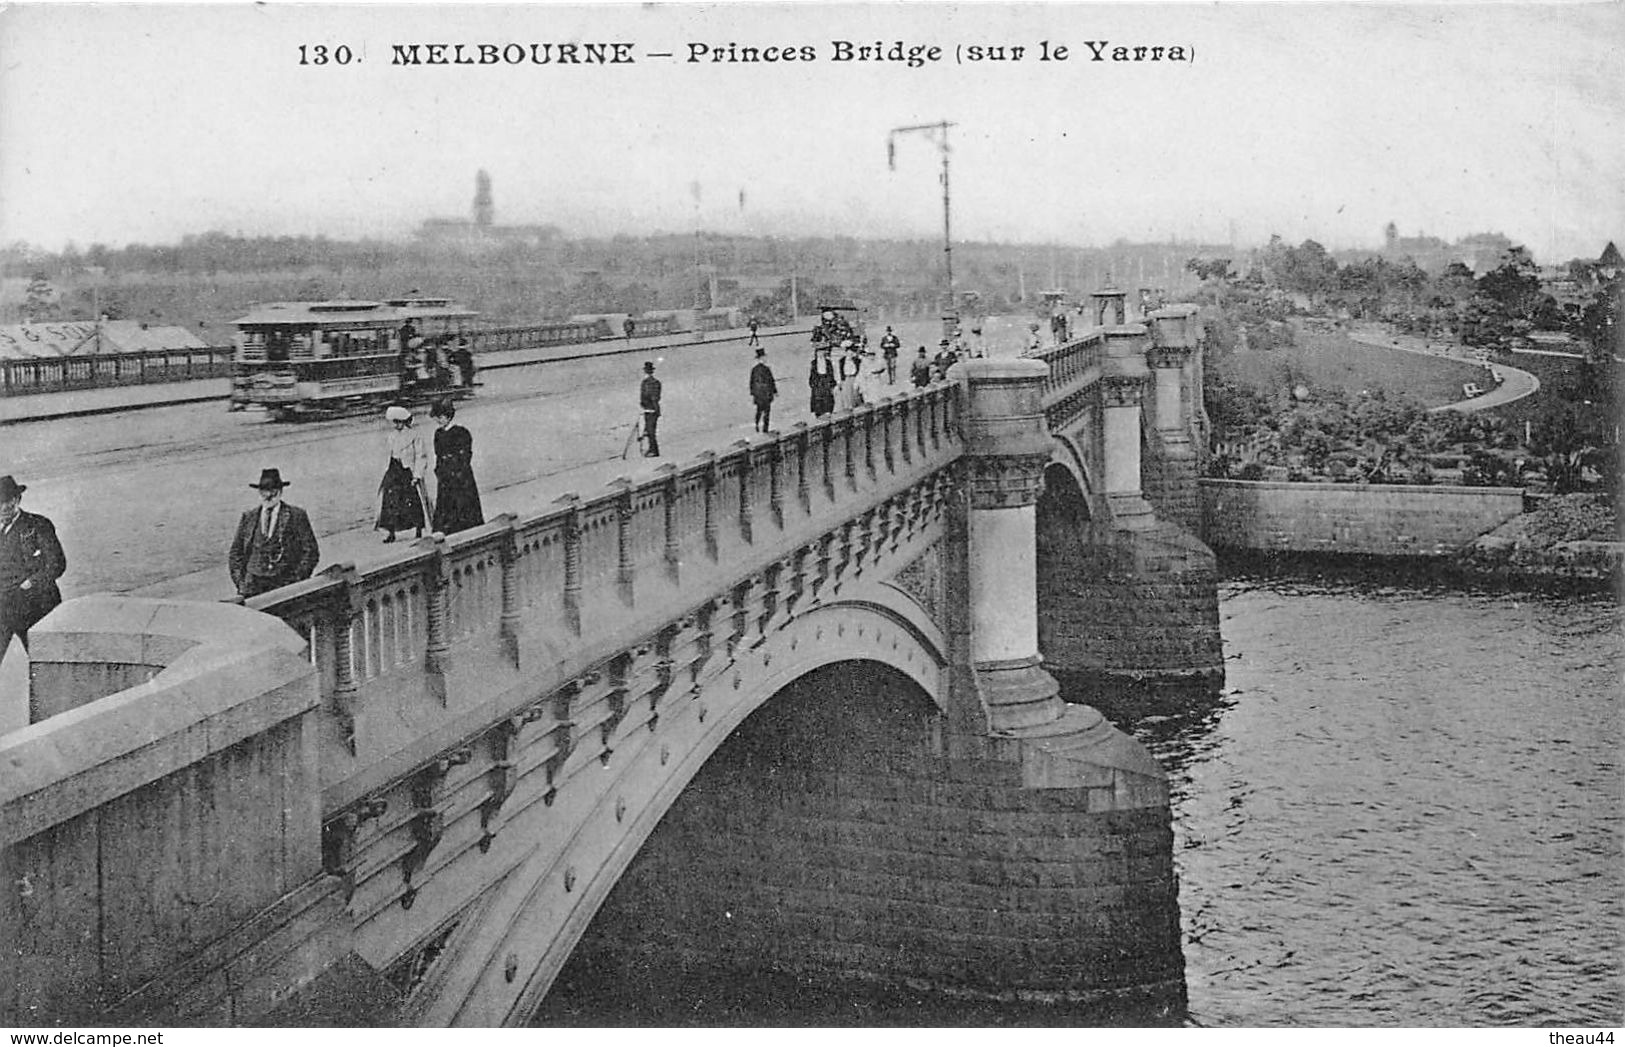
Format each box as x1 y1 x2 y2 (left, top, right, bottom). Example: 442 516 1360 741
473 170 494 228
1384 221 1398 250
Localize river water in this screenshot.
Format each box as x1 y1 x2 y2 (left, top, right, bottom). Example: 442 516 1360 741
538 571 1623 1026
1145 572 1622 1027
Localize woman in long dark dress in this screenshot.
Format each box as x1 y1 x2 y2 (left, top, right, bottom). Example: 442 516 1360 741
430 400 484 534
808 346 837 418
377 405 429 542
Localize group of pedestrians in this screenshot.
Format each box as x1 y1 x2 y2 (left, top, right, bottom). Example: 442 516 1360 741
374 400 485 542
228 398 486 603
0 318 963 657
807 341 872 417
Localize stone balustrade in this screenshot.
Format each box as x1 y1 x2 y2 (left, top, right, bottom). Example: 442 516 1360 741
244 382 962 814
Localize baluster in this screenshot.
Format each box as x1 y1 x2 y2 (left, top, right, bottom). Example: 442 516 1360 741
733 440 754 544
701 452 720 561
555 493 583 634
610 477 635 604
916 392 928 459
769 438 784 530
881 400 896 474
820 425 836 502
843 417 858 491
424 536 452 691
497 518 521 648
658 464 680 582
324 564 365 755
860 406 877 482
793 424 812 514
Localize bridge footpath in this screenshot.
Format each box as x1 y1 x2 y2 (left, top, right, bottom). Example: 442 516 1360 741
2 303 1221 1027
0 322 812 425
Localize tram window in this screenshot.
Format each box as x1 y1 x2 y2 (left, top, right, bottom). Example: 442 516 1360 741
240 331 267 359
266 330 291 362
290 333 314 358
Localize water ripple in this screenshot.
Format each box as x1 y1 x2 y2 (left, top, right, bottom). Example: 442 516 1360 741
1130 578 1623 1027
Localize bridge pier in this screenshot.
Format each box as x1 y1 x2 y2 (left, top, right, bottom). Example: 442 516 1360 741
1143 307 1203 534
958 358 1064 732
1036 320 1225 707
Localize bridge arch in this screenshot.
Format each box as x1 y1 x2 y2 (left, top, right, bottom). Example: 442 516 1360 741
1045 429 1105 518
413 596 948 1026
539 657 941 1020
1041 459 1094 522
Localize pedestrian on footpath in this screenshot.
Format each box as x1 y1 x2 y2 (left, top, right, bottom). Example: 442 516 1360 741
837 340 864 411
808 345 837 418
910 346 934 387
640 360 663 457
747 317 761 347
450 339 477 388
429 400 484 534
748 347 777 433
879 326 901 384
228 468 318 600
0 475 65 661
623 315 636 341
377 405 430 542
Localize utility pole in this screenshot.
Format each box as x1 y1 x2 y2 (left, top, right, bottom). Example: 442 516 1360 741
888 120 958 338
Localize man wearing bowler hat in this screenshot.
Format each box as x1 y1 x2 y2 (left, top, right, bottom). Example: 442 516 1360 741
229 468 321 599
639 360 662 457
0 475 65 661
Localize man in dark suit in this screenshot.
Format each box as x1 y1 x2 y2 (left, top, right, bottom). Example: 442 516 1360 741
0 475 66 660
229 468 321 599
639 361 662 457
748 347 777 432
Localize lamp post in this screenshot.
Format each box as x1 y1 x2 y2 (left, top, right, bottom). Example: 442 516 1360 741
888 120 958 339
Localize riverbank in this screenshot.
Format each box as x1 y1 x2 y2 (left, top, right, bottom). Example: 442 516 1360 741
1456 492 1622 585
1205 491 1620 593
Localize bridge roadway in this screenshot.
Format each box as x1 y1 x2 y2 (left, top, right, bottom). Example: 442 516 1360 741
7 317 1032 604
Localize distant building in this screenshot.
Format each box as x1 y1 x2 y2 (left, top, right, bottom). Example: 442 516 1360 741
1598 241 1623 279
0 321 209 359
417 170 560 251
1561 241 1624 299
1377 222 1512 274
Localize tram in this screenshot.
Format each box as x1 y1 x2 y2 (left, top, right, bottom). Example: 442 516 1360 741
228 297 477 419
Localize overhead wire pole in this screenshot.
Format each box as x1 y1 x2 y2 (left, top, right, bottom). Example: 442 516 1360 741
888 120 958 337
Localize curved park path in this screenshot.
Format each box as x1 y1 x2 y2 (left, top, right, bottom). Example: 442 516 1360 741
1344 322 1540 413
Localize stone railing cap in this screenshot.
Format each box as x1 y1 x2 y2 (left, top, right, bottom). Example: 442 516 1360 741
956 358 1049 381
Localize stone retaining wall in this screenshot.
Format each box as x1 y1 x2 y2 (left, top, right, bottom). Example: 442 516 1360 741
1201 479 1525 556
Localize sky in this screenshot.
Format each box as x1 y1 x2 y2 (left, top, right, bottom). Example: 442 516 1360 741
1 2 1621 262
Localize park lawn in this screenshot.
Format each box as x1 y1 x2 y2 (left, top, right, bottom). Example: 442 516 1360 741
1215 329 1486 407
1480 351 1624 434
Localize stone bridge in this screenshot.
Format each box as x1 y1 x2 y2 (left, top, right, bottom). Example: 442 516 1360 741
2 301 1222 1026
